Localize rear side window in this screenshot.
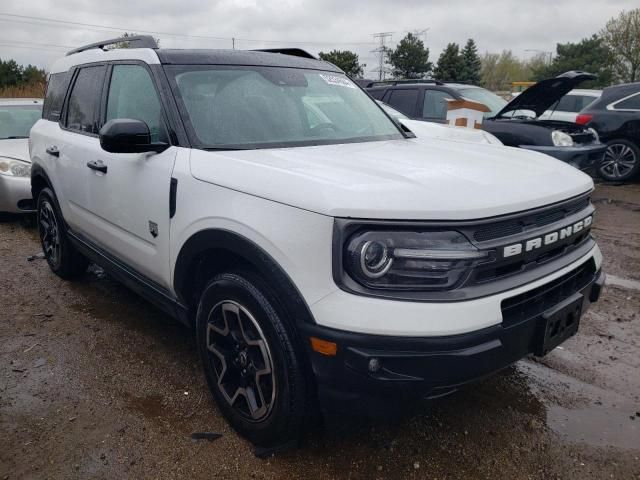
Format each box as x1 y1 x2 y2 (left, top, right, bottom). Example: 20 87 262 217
65 65 107 134
106 64 165 142
42 72 71 121
368 89 386 100
613 93 640 110
555 95 578 113
422 90 451 119
387 89 418 116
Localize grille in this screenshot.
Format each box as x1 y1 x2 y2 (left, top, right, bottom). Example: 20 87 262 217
500 258 596 328
474 196 590 242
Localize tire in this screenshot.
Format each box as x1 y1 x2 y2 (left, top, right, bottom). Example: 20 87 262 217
36 187 89 279
598 139 640 182
196 271 311 448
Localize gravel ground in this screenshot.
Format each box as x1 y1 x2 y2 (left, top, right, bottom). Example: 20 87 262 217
1 183 639 480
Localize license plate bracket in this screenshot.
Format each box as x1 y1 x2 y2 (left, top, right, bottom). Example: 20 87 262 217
534 293 583 357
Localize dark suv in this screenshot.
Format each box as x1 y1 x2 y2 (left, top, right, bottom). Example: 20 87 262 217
366 72 606 172
576 82 640 181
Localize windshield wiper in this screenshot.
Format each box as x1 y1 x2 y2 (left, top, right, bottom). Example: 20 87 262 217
6 136 28 139
201 146 254 151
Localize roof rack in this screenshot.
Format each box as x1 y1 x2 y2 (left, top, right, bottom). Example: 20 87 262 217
364 79 444 88
252 48 317 59
66 35 159 56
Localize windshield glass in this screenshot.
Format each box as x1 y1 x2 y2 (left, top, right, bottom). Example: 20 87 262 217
456 88 507 118
166 66 403 149
0 104 42 139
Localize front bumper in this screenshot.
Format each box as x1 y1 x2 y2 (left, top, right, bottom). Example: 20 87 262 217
521 144 606 171
302 261 604 415
0 174 34 213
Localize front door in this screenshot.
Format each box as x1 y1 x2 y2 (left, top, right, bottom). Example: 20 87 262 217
83 63 177 289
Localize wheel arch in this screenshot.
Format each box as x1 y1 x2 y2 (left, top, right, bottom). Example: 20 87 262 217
173 229 317 329
30 163 53 201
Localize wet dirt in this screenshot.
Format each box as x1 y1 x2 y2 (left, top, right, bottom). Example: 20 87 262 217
1 183 639 479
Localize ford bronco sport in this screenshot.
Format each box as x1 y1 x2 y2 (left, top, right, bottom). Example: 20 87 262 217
30 36 605 450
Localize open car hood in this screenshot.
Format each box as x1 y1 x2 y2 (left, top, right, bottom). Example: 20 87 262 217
495 71 596 118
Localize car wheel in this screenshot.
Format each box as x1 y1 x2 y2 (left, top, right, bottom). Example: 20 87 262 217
37 187 89 279
598 139 640 182
196 271 310 448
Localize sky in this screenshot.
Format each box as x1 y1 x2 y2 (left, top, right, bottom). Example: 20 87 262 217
0 0 636 77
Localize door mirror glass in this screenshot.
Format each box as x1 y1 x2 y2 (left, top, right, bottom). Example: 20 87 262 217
99 118 168 153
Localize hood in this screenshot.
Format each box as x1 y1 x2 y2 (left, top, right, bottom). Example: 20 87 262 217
0 138 30 162
189 138 593 220
496 71 596 119
400 119 503 145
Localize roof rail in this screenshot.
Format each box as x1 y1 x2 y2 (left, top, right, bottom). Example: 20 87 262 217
66 35 159 56
252 48 316 59
364 79 444 88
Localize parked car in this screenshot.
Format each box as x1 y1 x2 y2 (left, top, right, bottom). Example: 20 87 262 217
0 98 43 216
539 89 601 122
575 82 640 181
376 100 503 145
31 36 604 450
365 72 606 172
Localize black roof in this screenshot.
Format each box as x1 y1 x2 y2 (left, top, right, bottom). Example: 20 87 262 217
155 49 342 72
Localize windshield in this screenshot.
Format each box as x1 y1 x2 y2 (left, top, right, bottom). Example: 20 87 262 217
0 104 42 139
456 88 507 118
166 66 403 149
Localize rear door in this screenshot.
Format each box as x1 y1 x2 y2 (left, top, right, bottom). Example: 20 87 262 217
83 62 177 288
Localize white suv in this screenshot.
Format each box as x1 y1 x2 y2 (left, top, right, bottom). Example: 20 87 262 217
30 36 605 450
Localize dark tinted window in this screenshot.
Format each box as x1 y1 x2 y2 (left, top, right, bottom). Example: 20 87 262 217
422 90 452 119
368 89 386 100
42 72 71 121
106 65 165 142
65 65 106 134
614 93 640 110
555 95 578 112
575 95 598 111
387 89 418 116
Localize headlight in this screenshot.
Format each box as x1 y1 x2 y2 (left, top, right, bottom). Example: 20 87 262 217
0 158 31 177
344 230 490 291
551 130 574 147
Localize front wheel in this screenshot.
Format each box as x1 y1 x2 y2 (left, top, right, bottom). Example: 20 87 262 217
598 139 640 182
196 271 311 448
36 187 88 279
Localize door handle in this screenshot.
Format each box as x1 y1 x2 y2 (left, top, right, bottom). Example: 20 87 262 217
46 146 60 157
86 160 107 174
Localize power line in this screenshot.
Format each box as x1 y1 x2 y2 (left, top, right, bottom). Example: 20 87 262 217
0 43 67 53
0 12 377 46
0 39 73 49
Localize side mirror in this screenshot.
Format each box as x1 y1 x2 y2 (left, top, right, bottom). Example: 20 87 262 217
99 119 169 154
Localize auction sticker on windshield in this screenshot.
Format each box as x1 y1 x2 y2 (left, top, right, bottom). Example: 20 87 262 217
319 74 356 89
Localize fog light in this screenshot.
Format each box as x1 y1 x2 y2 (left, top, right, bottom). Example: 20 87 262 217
368 358 382 373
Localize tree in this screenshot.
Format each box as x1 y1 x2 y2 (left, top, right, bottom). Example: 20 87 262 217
600 8 640 82
0 59 23 89
434 43 464 81
386 33 432 79
22 65 46 85
531 35 615 87
480 50 532 91
460 39 482 84
114 32 161 49
318 50 365 78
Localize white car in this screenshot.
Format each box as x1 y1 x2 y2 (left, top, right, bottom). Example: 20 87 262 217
376 100 503 145
0 98 42 214
30 36 604 451
539 89 602 123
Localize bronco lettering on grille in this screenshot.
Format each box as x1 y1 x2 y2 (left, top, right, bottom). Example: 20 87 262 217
503 216 592 258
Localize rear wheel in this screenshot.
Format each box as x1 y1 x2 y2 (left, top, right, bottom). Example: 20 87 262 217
196 271 311 448
598 139 640 182
37 188 88 279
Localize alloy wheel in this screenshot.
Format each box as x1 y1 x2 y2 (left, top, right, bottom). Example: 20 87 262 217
39 200 61 267
205 300 276 422
601 143 637 179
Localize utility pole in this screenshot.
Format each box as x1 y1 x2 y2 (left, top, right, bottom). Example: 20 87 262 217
232 37 235 50
371 32 393 80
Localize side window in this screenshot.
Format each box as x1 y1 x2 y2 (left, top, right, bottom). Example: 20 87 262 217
368 89 386 100
614 93 640 111
422 90 452 119
555 95 578 112
387 89 419 116
576 95 597 111
106 64 165 142
42 72 71 121
65 66 107 134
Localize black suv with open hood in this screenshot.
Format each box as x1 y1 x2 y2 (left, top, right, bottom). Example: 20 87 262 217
366 71 606 172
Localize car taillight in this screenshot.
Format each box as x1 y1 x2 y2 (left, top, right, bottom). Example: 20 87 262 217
576 114 593 125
